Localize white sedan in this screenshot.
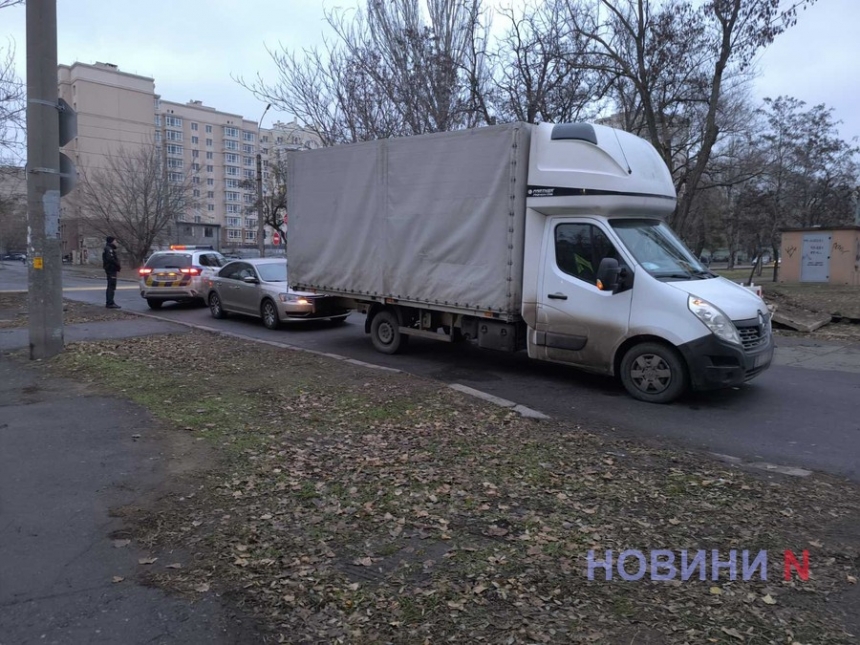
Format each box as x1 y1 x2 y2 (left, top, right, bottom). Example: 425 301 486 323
205 258 351 329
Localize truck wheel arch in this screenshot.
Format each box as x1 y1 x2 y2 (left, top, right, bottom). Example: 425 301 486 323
616 337 689 404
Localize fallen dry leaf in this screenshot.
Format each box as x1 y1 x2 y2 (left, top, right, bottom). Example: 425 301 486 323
165 563 182 569
138 557 158 565
762 594 777 605
112 539 131 548
112 576 124 583
194 582 210 593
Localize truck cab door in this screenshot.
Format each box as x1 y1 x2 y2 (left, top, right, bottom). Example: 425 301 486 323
533 218 633 373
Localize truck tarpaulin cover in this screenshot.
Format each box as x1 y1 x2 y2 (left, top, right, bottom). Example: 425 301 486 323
287 123 530 318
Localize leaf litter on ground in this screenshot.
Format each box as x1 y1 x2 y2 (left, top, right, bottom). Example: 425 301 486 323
40 330 860 644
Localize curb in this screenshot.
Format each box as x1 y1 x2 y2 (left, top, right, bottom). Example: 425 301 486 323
127 310 550 419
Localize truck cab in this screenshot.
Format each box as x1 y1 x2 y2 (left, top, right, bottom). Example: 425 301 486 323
522 123 773 402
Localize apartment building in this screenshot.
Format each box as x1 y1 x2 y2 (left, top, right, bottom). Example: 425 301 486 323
56 61 320 259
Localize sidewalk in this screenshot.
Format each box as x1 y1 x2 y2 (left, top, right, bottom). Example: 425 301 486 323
0 319 268 642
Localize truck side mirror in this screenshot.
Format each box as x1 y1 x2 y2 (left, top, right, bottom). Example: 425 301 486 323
596 257 620 292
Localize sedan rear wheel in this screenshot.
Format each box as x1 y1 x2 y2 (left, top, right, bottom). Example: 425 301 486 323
209 292 227 319
261 299 280 330
146 299 163 310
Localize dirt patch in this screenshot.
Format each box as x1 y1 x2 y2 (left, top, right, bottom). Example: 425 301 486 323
0 292 133 329
42 332 860 644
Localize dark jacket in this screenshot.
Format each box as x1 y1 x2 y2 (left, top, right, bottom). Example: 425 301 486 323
102 243 121 274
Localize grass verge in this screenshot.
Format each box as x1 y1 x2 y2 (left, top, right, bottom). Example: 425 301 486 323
40 331 860 644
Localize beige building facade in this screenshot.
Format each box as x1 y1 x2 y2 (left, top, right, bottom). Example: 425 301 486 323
57 61 320 259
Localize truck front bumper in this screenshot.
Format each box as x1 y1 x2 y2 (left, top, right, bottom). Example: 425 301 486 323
678 332 774 392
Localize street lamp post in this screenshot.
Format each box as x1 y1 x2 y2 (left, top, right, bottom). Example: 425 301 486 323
256 103 271 258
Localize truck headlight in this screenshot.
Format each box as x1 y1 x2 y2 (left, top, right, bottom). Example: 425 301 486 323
688 295 741 345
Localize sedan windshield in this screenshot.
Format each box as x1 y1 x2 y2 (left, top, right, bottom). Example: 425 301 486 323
610 219 712 280
256 262 288 283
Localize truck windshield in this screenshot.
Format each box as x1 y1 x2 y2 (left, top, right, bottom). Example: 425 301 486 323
610 219 712 280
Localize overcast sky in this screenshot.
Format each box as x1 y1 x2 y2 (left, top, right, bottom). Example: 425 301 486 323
4 0 859 141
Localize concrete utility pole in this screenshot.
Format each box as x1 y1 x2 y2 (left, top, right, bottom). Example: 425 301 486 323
256 104 270 258
26 0 64 359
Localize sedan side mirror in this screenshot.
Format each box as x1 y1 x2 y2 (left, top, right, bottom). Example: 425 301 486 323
242 276 259 284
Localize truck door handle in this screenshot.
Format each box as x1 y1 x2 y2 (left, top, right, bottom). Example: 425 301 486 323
547 293 568 300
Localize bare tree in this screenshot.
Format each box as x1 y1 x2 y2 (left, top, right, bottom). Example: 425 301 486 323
72 143 195 267
560 0 818 236
239 0 495 144
0 39 25 164
0 166 26 251
491 0 602 124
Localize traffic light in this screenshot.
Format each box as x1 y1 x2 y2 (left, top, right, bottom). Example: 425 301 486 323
58 98 77 196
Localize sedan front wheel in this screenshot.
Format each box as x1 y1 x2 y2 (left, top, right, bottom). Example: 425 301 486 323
261 299 280 330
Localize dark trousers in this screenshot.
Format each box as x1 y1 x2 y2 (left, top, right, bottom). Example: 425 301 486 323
105 273 117 305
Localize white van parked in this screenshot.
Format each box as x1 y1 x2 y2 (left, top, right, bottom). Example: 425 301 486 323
286 122 773 403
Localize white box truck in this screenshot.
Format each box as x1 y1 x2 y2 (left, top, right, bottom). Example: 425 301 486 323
286 122 774 403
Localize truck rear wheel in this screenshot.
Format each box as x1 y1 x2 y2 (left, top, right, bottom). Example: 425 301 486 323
370 310 409 354
620 342 687 404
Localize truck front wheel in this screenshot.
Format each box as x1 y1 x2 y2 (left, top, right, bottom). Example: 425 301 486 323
370 310 409 354
620 342 687 404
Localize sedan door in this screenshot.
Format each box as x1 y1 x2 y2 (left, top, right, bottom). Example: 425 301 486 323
232 266 263 315
216 262 254 314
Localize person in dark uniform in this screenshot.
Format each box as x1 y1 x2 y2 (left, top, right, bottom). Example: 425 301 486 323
102 236 122 309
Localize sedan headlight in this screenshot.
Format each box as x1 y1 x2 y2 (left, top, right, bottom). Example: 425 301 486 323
278 293 309 305
688 295 741 345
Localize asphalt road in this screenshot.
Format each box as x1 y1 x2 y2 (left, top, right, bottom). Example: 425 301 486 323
3 261 859 482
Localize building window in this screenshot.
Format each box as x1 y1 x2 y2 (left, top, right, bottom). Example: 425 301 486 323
205 138 213 147
194 215 202 224
208 204 215 212
205 124 212 133
225 191 240 202
227 204 241 214
227 229 241 240
192 176 200 184
191 149 199 158
167 144 183 156
245 230 256 241
225 140 239 151
227 216 241 226
242 145 253 154
245 218 256 228
155 115 162 127
226 178 240 189
223 126 239 138
191 123 199 131
192 163 200 171
224 153 240 164
204 226 213 236
207 178 214 186
168 172 184 183
154 131 162 142
206 167 214 175
244 169 255 180
244 156 254 167
207 190 214 198
192 136 199 145
243 131 255 142
193 189 200 197
168 158 183 169
244 194 254 204
206 151 213 160
165 115 182 128
166 130 183 142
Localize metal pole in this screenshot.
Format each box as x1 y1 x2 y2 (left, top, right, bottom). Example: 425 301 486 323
256 104 270 258
26 0 64 359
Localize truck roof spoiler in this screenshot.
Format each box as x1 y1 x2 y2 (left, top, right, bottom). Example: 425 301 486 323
550 123 597 145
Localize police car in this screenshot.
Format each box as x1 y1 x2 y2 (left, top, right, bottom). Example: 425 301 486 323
139 245 227 309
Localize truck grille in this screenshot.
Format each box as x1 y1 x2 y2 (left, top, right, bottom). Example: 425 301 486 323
735 320 769 350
